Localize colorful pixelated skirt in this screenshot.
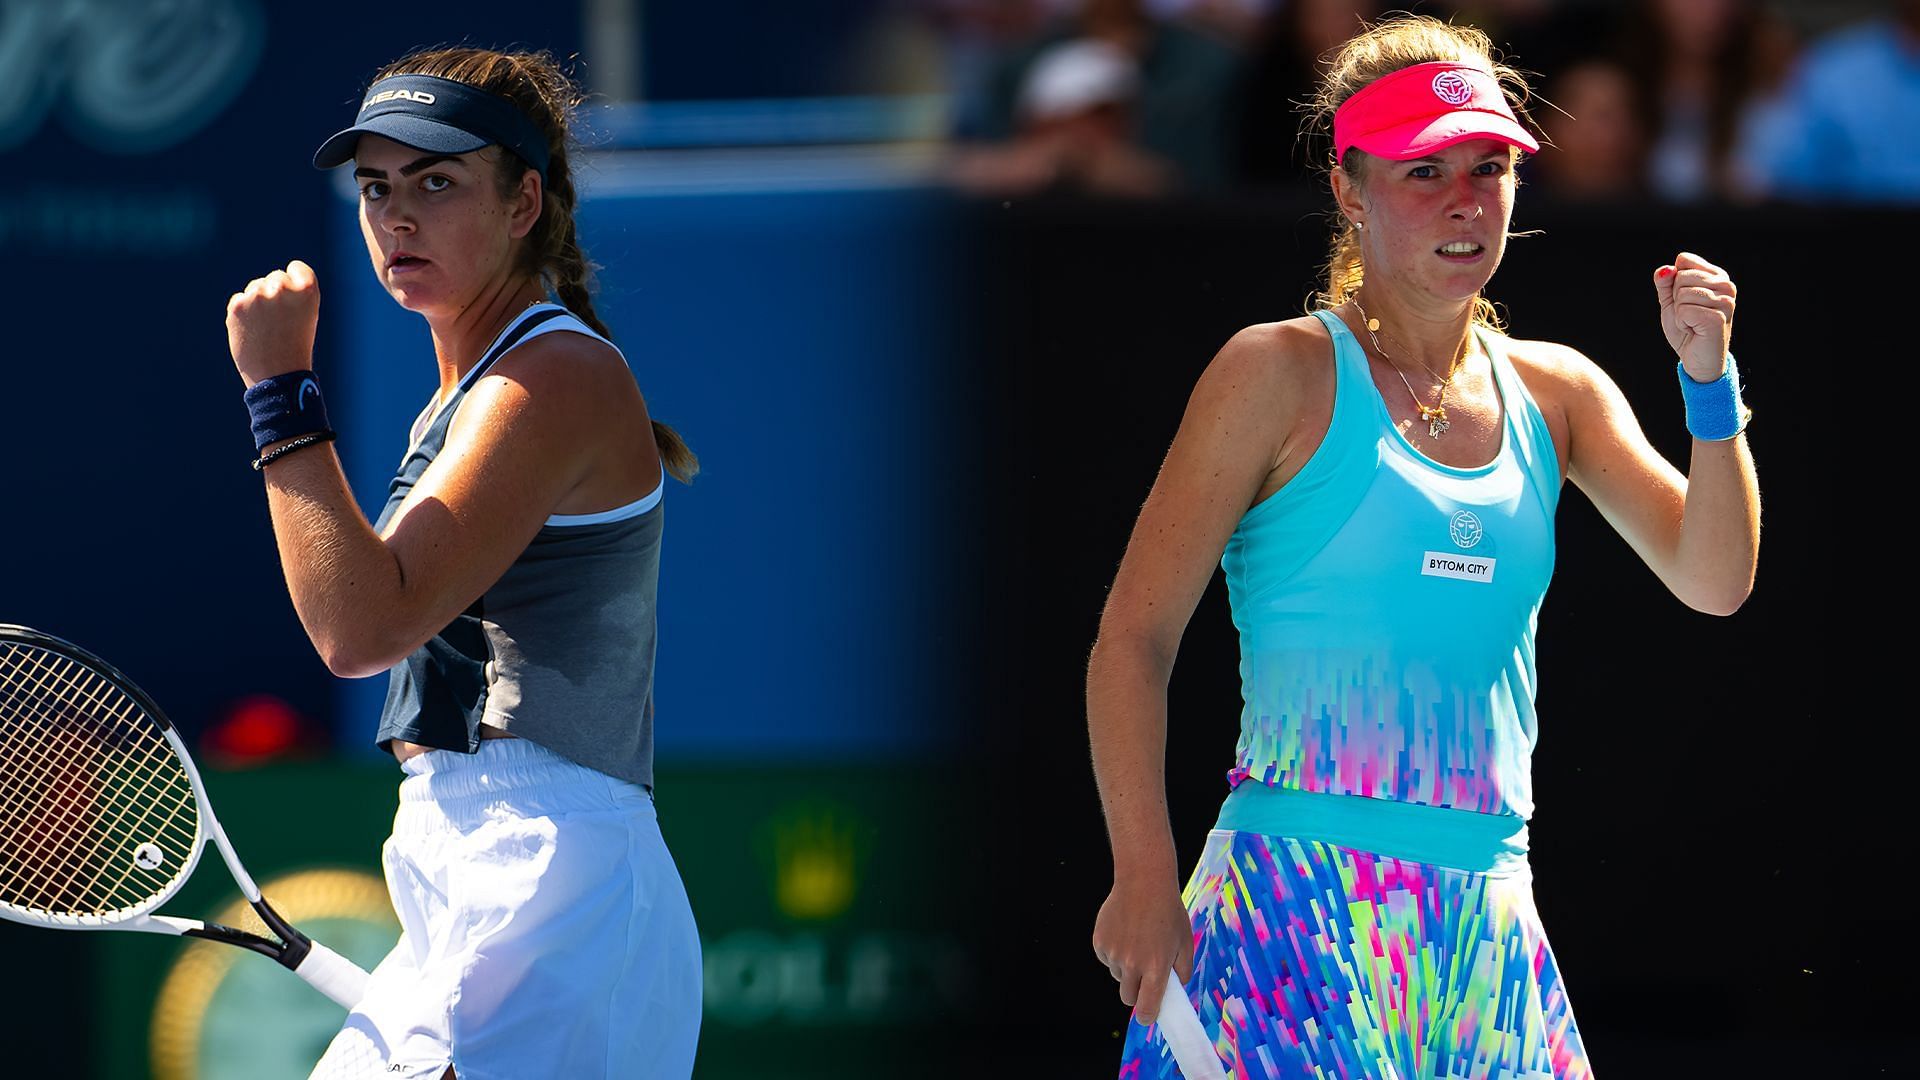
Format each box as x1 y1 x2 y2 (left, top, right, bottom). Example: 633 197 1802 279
1117 828 1592 1079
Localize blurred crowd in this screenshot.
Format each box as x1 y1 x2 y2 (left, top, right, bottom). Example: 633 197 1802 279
903 0 1920 204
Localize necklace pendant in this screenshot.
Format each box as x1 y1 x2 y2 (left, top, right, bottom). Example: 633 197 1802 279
1422 406 1450 438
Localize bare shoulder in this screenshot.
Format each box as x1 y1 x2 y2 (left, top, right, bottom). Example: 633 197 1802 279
446 331 643 453
485 328 636 400
1494 333 1615 417
1178 315 1337 494
1197 315 1334 406
1213 315 1333 372
1499 333 1597 387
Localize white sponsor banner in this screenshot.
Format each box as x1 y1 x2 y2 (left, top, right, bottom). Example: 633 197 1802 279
1421 551 1496 583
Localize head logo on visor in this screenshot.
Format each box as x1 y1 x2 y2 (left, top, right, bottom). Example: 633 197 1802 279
312 74 550 180
1333 61 1538 165
364 88 437 108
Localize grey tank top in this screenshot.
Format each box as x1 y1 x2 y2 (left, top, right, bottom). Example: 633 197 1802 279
371 303 664 789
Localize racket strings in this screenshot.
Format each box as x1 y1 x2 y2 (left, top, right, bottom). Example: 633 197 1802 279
0 648 198 911
42 654 201 904
0 649 199 909
0 653 171 837
35 665 195 909
0 642 200 918
0 649 188 908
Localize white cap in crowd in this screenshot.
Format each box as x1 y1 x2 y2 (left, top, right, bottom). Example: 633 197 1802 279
1018 38 1142 122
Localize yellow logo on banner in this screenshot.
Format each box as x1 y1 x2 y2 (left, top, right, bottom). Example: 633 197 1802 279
770 803 861 921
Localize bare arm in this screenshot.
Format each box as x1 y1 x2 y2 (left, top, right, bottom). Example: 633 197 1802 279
1088 321 1304 1020
1563 253 1759 615
228 263 632 676
259 339 625 676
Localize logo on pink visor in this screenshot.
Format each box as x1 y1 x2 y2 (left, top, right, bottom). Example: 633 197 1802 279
1333 61 1539 164
1430 70 1473 106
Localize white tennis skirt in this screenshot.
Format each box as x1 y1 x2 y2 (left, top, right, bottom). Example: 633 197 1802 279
309 738 702 1079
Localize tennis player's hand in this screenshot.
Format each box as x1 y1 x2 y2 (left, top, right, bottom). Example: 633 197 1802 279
1092 877 1194 1025
1653 252 1736 382
227 260 321 387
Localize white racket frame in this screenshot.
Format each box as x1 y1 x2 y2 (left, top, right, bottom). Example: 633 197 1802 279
1157 969 1228 1080
0 627 369 1008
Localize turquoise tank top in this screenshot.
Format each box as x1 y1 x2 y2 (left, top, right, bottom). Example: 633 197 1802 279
1220 309 1560 836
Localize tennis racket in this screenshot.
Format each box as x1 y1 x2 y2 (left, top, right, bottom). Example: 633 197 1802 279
0 624 369 1008
1157 967 1228 1080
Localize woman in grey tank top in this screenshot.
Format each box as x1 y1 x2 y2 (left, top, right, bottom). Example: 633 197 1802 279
225 46 704 1079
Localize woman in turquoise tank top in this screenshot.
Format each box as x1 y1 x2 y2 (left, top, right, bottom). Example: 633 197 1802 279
1088 15 1760 1080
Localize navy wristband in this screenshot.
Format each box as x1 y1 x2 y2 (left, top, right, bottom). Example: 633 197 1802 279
1677 354 1751 441
244 371 333 453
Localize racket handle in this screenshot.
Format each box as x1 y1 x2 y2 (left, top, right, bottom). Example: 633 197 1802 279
294 940 371 1009
1157 968 1228 1080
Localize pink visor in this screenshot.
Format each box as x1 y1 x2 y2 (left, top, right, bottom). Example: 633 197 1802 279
1333 61 1538 164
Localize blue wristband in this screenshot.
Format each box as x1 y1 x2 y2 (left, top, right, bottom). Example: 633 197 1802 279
1677 354 1750 441
243 371 333 453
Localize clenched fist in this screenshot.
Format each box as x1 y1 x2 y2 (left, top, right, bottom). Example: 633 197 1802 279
1653 252 1736 382
228 260 321 387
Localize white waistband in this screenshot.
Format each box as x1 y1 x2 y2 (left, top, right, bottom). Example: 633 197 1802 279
394 739 651 832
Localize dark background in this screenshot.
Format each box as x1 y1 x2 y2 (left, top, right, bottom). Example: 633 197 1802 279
963 191 1907 1075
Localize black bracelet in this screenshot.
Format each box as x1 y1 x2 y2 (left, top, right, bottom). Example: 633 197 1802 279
252 430 337 471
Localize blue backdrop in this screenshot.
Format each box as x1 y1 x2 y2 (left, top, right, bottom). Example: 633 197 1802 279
328 165 969 759
0 0 586 750
2 0 971 763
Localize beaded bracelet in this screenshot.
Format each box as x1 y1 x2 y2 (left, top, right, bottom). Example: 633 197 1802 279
252 430 337 471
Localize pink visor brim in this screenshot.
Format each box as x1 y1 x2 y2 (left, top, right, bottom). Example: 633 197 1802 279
1345 111 1540 163
1332 61 1540 165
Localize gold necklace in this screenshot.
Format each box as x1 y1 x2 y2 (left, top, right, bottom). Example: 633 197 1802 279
1350 295 1469 438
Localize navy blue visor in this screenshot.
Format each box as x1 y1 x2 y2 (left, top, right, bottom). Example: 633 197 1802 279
313 74 550 179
